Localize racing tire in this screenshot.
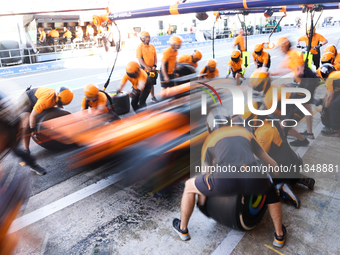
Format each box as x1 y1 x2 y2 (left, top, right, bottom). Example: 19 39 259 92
203 194 267 231
176 63 196 85
112 91 130 115
34 108 78 151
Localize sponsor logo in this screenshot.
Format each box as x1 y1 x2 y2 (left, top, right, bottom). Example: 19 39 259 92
36 64 48 70
0 68 14 76
19 66 32 73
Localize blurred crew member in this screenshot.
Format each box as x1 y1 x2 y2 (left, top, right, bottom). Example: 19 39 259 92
20 87 73 169
199 59 219 79
0 91 31 253
271 36 319 141
178 50 202 69
47 26 59 45
319 64 340 137
160 35 182 97
136 31 158 103
73 26 83 47
297 26 328 69
227 50 243 85
252 44 271 70
86 24 95 43
63 28 72 39
38 27 46 44
117 61 152 112
233 29 245 52
250 69 309 146
173 107 286 248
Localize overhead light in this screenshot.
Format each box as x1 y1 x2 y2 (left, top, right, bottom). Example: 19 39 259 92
264 9 274 18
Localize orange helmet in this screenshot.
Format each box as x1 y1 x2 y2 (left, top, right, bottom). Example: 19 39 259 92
192 50 202 61
56 86 73 106
169 35 183 46
140 31 150 42
249 69 270 92
324 45 337 56
321 52 335 65
84 83 99 98
126 61 140 78
231 50 241 62
277 36 290 49
207 59 217 68
254 44 263 55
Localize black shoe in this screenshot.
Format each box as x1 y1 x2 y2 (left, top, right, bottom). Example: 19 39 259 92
277 183 300 208
297 178 315 189
314 98 323 106
172 218 190 241
30 164 47 175
289 138 309 147
151 97 159 103
273 225 287 248
299 130 315 139
321 129 340 137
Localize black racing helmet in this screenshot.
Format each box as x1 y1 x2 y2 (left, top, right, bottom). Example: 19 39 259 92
319 63 336 80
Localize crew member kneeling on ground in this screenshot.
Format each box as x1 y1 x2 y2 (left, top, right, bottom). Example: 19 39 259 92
160 35 182 98
178 50 202 69
250 69 309 146
81 84 120 120
319 63 340 137
199 59 219 79
116 61 152 112
227 50 243 85
136 31 158 103
253 44 271 70
20 86 73 175
173 107 286 247
243 101 315 208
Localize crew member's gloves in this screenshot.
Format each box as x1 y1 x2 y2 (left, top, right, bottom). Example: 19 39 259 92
314 45 321 50
226 71 230 79
30 127 38 140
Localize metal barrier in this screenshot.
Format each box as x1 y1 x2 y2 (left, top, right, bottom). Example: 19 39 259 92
0 41 98 68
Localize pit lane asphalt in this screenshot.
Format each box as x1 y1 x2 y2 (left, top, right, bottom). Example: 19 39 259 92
0 26 338 254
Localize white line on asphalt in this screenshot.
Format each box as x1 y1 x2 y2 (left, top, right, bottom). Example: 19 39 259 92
211 121 325 255
9 171 126 234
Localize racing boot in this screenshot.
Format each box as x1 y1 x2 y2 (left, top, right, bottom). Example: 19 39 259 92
276 183 300 208
297 178 315 189
12 148 47 176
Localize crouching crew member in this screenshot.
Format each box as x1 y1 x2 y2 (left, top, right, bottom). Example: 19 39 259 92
178 50 202 69
319 63 340 137
173 107 287 248
20 86 74 175
199 59 219 79
253 44 271 70
82 83 119 120
227 50 244 85
136 31 158 103
116 61 152 112
243 101 315 208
